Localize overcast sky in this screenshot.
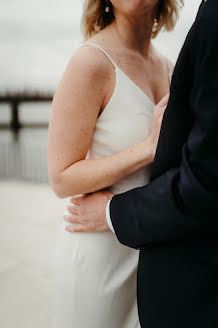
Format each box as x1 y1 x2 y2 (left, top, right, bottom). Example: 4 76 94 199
0 0 201 92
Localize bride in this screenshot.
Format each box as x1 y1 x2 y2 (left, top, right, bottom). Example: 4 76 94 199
47 0 182 327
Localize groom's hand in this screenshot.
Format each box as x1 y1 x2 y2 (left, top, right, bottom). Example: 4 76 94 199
63 190 114 232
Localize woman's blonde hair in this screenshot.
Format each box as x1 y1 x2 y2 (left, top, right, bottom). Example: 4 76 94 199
81 0 184 40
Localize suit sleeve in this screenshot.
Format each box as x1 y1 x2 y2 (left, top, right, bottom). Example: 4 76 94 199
109 18 218 249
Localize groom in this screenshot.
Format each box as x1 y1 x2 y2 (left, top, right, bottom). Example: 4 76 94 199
65 1 218 327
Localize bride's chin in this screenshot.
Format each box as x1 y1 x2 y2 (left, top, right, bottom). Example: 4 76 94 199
112 0 158 14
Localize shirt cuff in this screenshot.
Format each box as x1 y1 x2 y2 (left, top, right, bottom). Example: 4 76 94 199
106 198 115 233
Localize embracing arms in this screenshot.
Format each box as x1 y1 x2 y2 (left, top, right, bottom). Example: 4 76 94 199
110 17 218 248
47 46 167 199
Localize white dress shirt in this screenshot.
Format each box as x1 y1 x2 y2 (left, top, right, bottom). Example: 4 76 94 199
106 198 115 233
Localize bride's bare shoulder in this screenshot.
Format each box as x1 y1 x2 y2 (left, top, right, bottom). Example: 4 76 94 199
153 46 175 74
66 43 112 81
69 27 116 75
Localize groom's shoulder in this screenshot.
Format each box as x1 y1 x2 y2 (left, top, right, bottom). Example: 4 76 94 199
193 0 218 46
197 0 218 25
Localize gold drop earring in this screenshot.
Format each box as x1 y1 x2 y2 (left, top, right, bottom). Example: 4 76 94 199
105 0 110 13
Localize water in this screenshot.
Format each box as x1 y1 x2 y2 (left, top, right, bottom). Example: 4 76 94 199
0 129 49 182
0 103 51 182
0 0 201 182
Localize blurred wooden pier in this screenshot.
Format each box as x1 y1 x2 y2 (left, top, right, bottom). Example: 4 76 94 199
0 91 54 182
0 91 53 132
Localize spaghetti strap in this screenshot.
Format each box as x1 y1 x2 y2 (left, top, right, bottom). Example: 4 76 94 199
166 59 173 82
79 42 118 69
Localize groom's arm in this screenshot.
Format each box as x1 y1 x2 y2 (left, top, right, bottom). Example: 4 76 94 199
109 16 218 249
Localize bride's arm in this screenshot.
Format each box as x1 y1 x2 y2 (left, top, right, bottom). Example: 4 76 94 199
48 46 167 199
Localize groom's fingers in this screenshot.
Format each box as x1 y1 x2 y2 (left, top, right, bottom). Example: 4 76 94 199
65 224 93 233
63 214 80 224
70 196 83 205
67 204 79 215
70 225 88 232
65 224 83 232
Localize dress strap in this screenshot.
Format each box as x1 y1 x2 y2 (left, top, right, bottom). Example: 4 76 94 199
166 59 173 83
79 42 118 69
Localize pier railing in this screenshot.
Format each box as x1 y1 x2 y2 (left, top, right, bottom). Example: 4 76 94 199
0 91 54 182
0 91 54 133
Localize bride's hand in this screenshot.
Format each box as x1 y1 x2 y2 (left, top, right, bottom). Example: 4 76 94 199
147 93 169 161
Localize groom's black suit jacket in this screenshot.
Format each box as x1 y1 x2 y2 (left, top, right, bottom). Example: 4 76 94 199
110 1 218 327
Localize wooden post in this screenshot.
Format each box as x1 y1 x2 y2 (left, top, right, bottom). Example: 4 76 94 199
10 101 22 132
0 91 53 133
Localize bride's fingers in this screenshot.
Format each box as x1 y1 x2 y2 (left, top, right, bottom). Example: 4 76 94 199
155 93 170 110
161 92 170 103
154 105 167 115
159 105 167 112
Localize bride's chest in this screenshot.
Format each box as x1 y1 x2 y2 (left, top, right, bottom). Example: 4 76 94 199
90 82 154 155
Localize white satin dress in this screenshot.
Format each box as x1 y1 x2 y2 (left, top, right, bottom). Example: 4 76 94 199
53 42 170 328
